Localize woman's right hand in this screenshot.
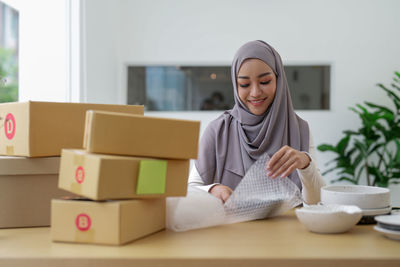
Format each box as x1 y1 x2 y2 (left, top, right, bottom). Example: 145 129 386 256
210 184 233 204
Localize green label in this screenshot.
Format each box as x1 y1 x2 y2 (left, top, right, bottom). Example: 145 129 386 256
136 160 167 194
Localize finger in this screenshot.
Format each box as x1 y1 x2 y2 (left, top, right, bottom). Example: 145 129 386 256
215 191 225 203
281 163 297 178
221 191 231 203
268 149 294 175
271 157 296 178
267 146 289 170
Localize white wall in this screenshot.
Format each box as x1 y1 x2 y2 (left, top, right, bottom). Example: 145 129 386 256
4 0 68 102
82 0 120 103
85 0 400 205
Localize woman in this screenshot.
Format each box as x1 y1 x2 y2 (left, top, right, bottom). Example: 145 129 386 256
189 40 325 204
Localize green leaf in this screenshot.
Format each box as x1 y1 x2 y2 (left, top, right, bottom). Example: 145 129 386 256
392 83 400 92
352 152 364 169
394 139 400 163
354 139 368 157
317 144 336 152
343 130 360 136
337 135 351 155
365 101 394 115
349 107 361 115
368 142 384 154
356 104 369 114
345 147 357 158
376 151 389 170
373 123 390 141
377 180 389 187
369 166 387 186
380 112 395 124
378 83 400 111
390 172 400 178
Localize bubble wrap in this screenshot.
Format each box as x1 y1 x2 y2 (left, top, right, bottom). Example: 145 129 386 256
166 152 303 232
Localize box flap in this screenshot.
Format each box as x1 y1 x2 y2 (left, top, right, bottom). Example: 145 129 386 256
0 156 60 175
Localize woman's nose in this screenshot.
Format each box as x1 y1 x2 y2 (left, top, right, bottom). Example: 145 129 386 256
250 84 262 98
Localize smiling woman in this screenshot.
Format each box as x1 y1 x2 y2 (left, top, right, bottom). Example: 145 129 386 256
188 40 326 205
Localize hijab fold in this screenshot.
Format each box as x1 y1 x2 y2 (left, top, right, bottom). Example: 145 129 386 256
195 40 310 190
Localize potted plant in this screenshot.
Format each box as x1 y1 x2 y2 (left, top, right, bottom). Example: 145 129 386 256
318 71 400 187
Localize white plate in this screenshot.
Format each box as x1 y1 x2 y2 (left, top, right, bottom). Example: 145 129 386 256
374 225 400 241
375 214 400 226
361 206 392 216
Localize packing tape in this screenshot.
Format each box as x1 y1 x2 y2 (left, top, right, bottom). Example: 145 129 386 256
74 229 95 243
71 182 82 195
6 146 14 155
73 154 85 166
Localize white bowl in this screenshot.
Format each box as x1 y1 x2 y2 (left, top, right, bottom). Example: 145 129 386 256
295 204 362 234
321 185 390 209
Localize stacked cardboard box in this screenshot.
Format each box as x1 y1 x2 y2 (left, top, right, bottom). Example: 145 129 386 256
52 110 200 245
0 156 65 228
0 101 144 228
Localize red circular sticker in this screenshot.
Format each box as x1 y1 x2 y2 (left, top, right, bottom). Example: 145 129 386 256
75 213 91 231
75 166 85 184
4 113 16 140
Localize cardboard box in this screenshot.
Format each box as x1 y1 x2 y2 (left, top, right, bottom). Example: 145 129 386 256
0 101 144 157
0 156 71 228
51 198 165 245
58 149 190 200
84 110 200 159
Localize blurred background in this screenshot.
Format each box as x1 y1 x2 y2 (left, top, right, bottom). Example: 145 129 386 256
1 0 400 203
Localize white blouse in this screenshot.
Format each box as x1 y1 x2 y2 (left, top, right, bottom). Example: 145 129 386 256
188 133 326 204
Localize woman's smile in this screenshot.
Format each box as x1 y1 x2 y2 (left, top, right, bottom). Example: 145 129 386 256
248 97 267 106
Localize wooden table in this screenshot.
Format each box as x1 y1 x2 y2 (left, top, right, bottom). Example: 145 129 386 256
0 211 399 267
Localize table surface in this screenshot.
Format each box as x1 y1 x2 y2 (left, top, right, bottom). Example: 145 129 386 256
1 210 399 267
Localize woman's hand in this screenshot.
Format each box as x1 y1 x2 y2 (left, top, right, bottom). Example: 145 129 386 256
266 145 311 178
210 184 233 203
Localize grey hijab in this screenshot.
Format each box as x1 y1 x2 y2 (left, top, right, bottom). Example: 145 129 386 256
195 40 309 190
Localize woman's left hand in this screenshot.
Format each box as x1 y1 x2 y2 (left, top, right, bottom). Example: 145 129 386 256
266 145 311 178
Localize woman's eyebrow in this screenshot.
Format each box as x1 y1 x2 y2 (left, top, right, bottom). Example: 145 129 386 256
258 72 272 78
237 72 271 80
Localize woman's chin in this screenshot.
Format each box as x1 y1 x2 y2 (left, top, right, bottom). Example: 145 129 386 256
248 105 269 115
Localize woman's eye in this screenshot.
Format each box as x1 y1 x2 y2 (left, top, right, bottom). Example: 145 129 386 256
260 80 271 85
239 84 250 88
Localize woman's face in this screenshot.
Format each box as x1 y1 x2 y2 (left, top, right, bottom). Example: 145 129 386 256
237 58 277 115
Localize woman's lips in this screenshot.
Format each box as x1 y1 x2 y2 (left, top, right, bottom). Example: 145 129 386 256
248 97 267 107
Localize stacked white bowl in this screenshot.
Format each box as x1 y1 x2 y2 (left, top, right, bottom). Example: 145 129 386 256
374 214 400 241
320 185 391 224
